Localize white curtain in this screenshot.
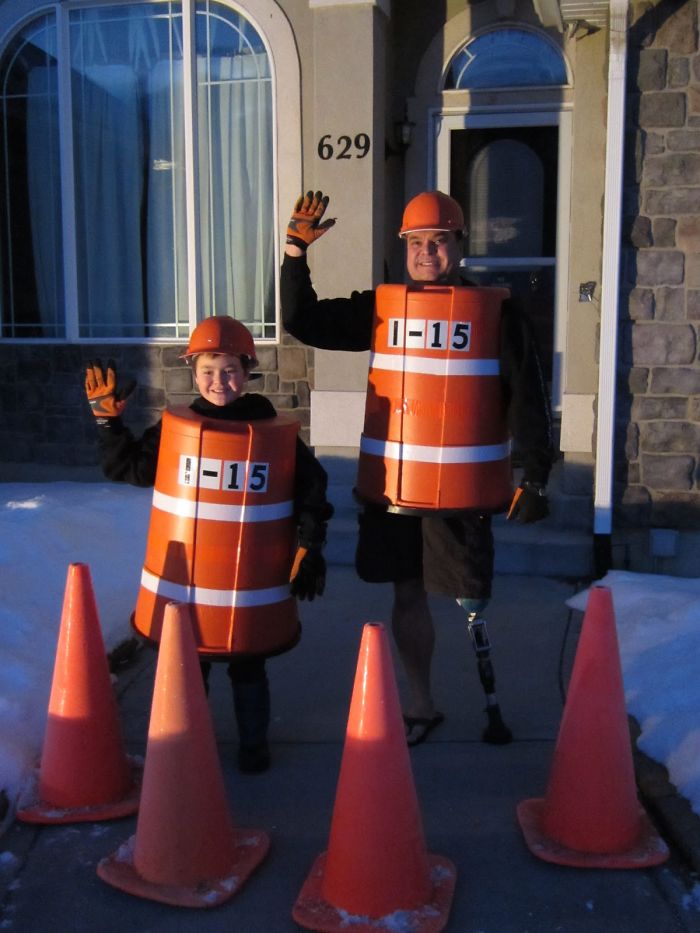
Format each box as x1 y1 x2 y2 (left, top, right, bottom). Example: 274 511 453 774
26 66 63 331
146 52 274 332
73 63 145 335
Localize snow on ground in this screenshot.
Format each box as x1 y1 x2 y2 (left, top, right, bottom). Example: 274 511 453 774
0 483 151 801
568 571 700 820
1 481 700 822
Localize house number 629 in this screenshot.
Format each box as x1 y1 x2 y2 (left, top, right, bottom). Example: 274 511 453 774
317 134 371 160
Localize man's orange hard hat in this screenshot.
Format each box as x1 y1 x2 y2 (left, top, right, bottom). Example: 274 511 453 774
399 191 465 237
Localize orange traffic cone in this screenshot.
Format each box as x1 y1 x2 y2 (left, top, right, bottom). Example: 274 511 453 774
97 601 269 907
17 563 141 824
293 622 456 933
517 585 669 868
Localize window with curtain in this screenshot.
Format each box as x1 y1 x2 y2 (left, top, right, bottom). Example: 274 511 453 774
0 1 275 340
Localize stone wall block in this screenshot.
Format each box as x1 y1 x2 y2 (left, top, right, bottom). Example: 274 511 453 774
644 188 700 214
628 287 655 319
667 129 700 151
676 216 700 251
650 366 700 394
652 217 676 247
639 91 686 127
640 420 700 452
690 397 700 420
641 453 694 489
255 345 278 372
686 253 700 287
636 48 668 89
632 322 695 364
655 0 698 55
689 86 700 116
687 290 700 319
652 493 700 527
626 422 640 459
654 286 685 319
164 369 193 395
645 152 700 186
635 249 684 285
628 366 650 393
632 395 688 419
278 346 308 381
668 55 690 87
629 215 653 246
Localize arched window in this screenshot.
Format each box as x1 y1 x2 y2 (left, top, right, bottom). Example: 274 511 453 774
0 2 274 340
444 28 567 90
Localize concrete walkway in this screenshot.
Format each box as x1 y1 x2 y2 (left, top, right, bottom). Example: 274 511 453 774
1 568 699 932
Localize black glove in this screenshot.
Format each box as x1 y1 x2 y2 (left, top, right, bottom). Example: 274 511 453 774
85 359 136 423
507 482 549 524
290 547 326 601
286 191 336 251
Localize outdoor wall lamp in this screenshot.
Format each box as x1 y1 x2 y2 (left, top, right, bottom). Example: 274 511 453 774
386 106 415 158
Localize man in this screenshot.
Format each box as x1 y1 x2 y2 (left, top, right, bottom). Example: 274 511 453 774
282 190 553 745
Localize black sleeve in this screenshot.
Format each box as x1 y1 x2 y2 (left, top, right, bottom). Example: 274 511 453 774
499 299 555 486
281 253 375 352
293 438 334 549
95 418 162 487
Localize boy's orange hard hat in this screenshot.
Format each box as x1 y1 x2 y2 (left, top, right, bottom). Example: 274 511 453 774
399 191 465 237
180 316 258 366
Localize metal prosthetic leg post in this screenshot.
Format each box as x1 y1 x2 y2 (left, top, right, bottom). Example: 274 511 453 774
466 611 513 745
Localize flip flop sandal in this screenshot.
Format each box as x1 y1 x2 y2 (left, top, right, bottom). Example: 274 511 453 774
403 712 445 747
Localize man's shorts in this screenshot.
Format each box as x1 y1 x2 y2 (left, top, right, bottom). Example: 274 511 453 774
355 504 494 599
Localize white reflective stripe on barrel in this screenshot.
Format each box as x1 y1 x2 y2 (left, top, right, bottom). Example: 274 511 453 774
151 489 294 523
141 569 291 608
370 352 500 377
360 436 511 465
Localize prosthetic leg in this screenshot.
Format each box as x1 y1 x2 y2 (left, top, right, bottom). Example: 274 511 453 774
458 601 513 745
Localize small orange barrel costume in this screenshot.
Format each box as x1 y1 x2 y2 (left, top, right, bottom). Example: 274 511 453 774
133 407 300 657
356 284 513 513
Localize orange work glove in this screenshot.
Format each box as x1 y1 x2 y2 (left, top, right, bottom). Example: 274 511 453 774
290 546 326 601
286 191 336 251
85 359 136 420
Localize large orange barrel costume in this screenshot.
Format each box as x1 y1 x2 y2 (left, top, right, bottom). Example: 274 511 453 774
133 407 300 657
356 284 513 513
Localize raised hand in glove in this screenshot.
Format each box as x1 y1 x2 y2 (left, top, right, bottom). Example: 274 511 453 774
85 358 136 420
286 191 336 252
290 546 326 601
507 482 549 524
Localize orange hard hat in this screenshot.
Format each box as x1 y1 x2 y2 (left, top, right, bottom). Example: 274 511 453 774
399 191 465 237
180 316 258 366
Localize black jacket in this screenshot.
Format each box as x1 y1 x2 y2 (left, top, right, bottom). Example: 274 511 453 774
281 253 554 487
96 392 332 549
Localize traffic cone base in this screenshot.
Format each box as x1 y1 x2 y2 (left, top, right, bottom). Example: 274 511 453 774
97 828 270 908
293 850 456 933
518 795 670 869
16 756 143 825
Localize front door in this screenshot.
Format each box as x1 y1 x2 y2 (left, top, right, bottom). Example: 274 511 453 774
435 110 571 409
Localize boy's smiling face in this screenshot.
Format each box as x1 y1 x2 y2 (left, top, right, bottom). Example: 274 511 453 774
193 352 248 406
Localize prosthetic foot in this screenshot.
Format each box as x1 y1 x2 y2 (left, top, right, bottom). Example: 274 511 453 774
458 600 513 745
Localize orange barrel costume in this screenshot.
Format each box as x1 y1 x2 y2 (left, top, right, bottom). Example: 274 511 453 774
133 407 300 657
356 283 512 513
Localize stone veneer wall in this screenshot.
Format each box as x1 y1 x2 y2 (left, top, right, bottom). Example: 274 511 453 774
0 334 314 467
618 0 700 529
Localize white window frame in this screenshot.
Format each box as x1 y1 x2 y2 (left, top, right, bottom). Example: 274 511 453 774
0 0 301 345
432 106 572 411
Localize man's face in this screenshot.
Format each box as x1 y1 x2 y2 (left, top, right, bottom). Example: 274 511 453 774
405 231 462 284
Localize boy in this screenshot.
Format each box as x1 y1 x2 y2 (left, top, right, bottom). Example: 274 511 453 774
84 315 332 772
